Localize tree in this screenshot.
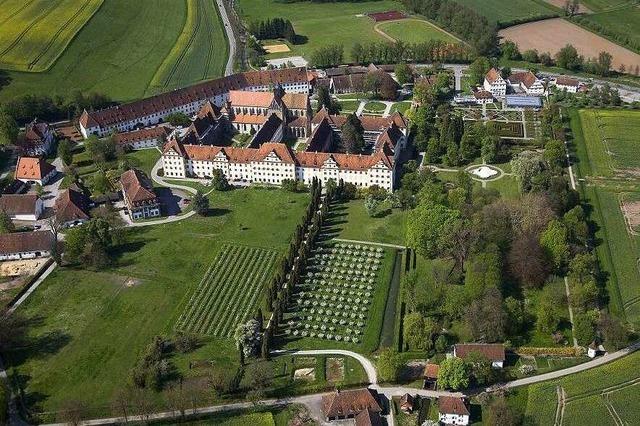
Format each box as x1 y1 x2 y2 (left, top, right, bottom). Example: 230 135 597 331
501 41 520 60
165 112 191 127
522 49 539 63
595 51 613 77
407 203 461 259
210 169 230 191
544 140 565 169
64 218 114 269
573 311 597 345
394 63 413 85
58 139 74 166
468 57 491 86
536 291 561 334
245 360 273 390
555 44 583 70
466 287 506 342
511 150 544 192
481 134 500 163
364 195 380 217
540 219 569 270
340 113 364 154
192 190 209 216
508 231 549 289
465 352 494 385
0 210 14 234
486 397 522 426
377 348 403 382
437 357 470 390
85 135 116 165
316 85 340 114
598 313 628 350
403 313 436 350
0 110 18 148
234 319 262 358
57 399 87 426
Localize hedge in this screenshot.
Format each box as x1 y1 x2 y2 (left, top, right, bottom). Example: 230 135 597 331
514 346 584 356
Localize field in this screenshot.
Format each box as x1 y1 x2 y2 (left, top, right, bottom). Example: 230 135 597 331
579 0 632 12
578 5 640 53
0 0 103 72
3 188 308 419
453 0 558 25
375 19 460 44
523 350 640 425
147 0 228 93
0 0 226 102
570 108 640 325
176 245 278 337
237 0 405 61
499 18 640 72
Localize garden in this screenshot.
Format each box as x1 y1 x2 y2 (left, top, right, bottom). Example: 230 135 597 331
176 244 278 338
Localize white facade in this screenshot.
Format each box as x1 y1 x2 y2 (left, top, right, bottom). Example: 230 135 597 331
555 82 579 93
0 248 51 261
523 80 545 95
10 198 44 221
130 204 160 220
439 412 470 426
484 76 506 97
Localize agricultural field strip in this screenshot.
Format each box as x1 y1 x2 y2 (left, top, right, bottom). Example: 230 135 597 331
176 244 277 337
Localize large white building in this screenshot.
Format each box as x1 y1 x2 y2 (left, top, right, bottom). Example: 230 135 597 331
79 68 311 138
483 68 507 97
507 71 546 95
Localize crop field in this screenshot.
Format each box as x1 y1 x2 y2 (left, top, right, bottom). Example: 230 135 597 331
176 244 278 337
148 0 228 93
237 0 405 61
3 189 308 419
499 18 640 72
0 0 226 102
284 243 387 345
0 0 103 72
453 0 557 25
579 0 633 12
523 351 640 425
578 6 640 52
376 19 460 44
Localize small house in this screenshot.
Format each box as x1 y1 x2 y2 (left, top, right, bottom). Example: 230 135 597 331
399 393 414 413
555 76 581 93
483 68 506 97
16 118 55 156
120 169 160 220
0 230 54 260
453 343 506 368
0 194 44 221
423 363 439 389
438 396 470 426
321 388 382 422
15 157 56 186
55 188 92 227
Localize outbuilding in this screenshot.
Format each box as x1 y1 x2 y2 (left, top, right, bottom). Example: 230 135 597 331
0 230 54 260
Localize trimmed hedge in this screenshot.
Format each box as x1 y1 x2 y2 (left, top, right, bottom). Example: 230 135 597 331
515 346 584 356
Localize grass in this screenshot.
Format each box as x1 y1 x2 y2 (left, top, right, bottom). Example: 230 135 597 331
236 0 402 61
0 0 226 102
338 100 361 113
376 19 460 44
0 0 104 72
579 0 635 12
523 350 640 425
333 200 408 246
147 0 228 94
125 148 161 177
578 5 640 52
4 188 308 420
453 0 557 25
390 102 412 115
363 101 387 113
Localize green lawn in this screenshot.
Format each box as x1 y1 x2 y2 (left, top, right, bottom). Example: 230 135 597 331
0 0 226 102
390 102 412 115
579 6 640 51
523 351 640 425
125 148 161 177
0 0 104 72
4 188 308 420
453 0 558 25
363 101 387 113
237 0 402 61
333 200 408 246
338 100 361 113
376 19 460 44
579 0 633 12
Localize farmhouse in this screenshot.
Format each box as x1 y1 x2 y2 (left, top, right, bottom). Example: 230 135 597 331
15 157 56 185
354 408 383 426
473 89 495 104
0 194 44 221
438 396 470 426
79 67 311 138
16 118 55 156
554 76 581 93
321 388 382 421
423 363 439 389
113 126 170 150
507 71 545 95
0 230 54 261
453 343 506 368
54 188 92 227
399 393 414 413
483 68 507 97
120 169 160 220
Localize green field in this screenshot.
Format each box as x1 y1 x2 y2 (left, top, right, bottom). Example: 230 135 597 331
4 188 308 420
0 0 226 102
579 0 634 12
333 200 408 246
579 5 640 52
453 0 557 25
523 350 640 425
237 0 403 61
0 0 104 72
376 19 460 44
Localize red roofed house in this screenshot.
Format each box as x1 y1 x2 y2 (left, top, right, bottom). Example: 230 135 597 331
483 68 507 97
113 126 169 150
322 388 382 421
54 187 92 227
0 230 54 261
354 407 383 426
423 363 440 389
453 343 506 368
120 169 160 220
16 118 55 156
0 194 44 221
507 71 545 95
554 76 581 93
438 396 470 426
15 157 57 185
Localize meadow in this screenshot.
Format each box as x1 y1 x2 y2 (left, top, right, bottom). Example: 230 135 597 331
453 0 557 25
579 0 634 12
0 0 227 102
376 19 460 44
0 0 103 72
523 350 640 425
237 0 404 61
4 188 308 420
577 5 640 54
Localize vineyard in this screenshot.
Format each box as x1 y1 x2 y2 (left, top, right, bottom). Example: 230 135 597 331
176 244 278 338
284 242 386 343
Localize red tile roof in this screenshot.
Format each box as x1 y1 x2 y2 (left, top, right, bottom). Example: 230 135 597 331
0 194 39 216
0 230 54 255
454 343 505 362
355 407 383 426
15 157 55 181
113 126 169 146
322 389 381 419
438 396 470 416
556 76 579 87
508 71 539 88
485 68 503 84
23 119 51 143
120 169 157 206
55 188 91 223
424 363 440 379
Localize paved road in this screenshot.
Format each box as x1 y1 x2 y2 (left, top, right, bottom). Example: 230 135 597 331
216 0 236 76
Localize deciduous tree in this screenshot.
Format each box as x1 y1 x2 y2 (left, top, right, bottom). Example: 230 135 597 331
437 357 470 390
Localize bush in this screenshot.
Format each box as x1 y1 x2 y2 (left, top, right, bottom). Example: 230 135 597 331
515 347 581 356
174 331 199 353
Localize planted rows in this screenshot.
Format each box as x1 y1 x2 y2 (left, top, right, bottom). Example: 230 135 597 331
284 242 385 343
176 244 277 337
